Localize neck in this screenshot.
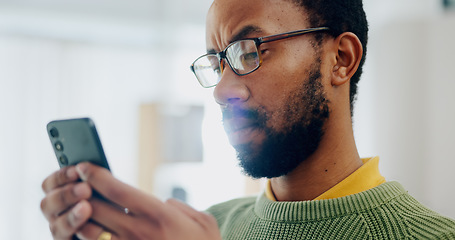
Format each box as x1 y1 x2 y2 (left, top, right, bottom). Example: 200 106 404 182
270 114 362 201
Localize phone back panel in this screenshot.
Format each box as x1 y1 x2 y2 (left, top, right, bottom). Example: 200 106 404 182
47 118 110 170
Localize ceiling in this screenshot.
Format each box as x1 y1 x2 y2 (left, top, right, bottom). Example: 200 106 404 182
0 0 212 23
0 0 212 46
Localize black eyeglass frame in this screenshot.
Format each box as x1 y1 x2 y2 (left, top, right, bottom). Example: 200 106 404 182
190 27 330 88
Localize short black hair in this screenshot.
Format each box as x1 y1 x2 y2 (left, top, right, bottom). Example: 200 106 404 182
290 0 368 116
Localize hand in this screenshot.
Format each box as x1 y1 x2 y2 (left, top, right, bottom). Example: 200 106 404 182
41 166 94 240
74 162 222 240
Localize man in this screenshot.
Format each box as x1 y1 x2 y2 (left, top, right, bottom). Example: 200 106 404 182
40 0 455 239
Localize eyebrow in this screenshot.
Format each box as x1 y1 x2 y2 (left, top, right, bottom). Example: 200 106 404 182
230 25 263 43
207 25 264 54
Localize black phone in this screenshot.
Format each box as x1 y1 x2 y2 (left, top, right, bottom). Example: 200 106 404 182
47 118 110 171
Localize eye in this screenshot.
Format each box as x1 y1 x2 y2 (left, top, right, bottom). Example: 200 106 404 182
242 52 258 61
240 52 259 67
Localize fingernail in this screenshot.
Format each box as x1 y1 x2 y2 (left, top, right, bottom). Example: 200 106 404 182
75 163 88 181
73 202 84 218
76 232 85 240
69 202 84 226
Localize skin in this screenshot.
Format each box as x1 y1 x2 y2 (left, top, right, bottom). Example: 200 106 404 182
40 0 364 239
209 0 364 201
41 164 221 240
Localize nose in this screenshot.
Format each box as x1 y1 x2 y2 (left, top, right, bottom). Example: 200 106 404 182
213 65 250 107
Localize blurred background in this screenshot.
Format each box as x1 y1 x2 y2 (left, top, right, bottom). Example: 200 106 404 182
0 0 454 239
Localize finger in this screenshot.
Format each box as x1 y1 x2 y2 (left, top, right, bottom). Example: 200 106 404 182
49 200 92 240
76 222 118 240
41 182 92 221
165 199 199 219
91 198 133 231
166 199 217 228
42 166 79 193
76 162 165 215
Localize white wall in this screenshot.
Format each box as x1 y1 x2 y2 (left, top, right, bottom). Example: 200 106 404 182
356 1 455 217
0 1 454 239
0 1 211 239
425 16 455 216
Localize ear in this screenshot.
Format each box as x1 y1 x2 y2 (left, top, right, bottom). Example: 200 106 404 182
331 32 363 86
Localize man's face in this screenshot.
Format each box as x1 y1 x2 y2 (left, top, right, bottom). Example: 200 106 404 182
207 0 330 178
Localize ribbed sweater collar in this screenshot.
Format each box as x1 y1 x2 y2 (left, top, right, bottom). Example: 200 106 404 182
254 181 406 222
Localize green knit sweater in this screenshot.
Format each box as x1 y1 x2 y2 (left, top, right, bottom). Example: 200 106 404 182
207 182 455 239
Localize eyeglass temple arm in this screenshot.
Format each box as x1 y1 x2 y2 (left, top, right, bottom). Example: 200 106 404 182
258 27 330 44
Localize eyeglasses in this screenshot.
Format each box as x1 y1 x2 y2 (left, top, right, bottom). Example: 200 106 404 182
190 27 330 88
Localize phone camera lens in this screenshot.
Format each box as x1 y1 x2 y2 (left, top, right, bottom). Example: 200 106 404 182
59 154 68 165
49 127 59 138
55 141 64 151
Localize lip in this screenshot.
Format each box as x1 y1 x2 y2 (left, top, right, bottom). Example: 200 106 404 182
223 117 262 145
223 117 256 133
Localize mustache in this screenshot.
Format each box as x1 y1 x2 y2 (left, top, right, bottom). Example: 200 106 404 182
222 107 260 121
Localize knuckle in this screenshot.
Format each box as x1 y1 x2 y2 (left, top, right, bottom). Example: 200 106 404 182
59 185 75 207
56 168 68 185
120 220 147 240
149 206 167 222
40 197 47 212
164 198 173 204
58 189 67 208
194 211 216 226
41 179 48 193
40 198 55 221
204 212 216 221
137 223 164 240
47 184 77 215
196 211 218 229
204 213 218 225
40 198 54 218
42 170 59 193
44 168 69 194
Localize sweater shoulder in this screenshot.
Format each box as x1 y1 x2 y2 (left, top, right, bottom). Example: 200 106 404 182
205 195 257 227
380 193 455 239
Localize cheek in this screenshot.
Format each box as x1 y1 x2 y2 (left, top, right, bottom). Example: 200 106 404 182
253 76 304 132
265 87 303 132
264 66 326 132
247 42 319 130
252 51 312 104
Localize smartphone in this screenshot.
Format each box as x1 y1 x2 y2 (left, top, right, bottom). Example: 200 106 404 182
47 118 110 171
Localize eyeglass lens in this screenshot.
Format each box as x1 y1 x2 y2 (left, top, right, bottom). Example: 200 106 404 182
193 39 260 87
225 40 260 74
193 55 221 88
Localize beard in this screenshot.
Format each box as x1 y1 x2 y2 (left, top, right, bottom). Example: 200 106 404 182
222 61 330 179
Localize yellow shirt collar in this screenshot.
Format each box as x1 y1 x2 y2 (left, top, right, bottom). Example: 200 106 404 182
265 156 386 201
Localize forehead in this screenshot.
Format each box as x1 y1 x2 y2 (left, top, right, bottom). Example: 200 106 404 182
206 0 309 51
